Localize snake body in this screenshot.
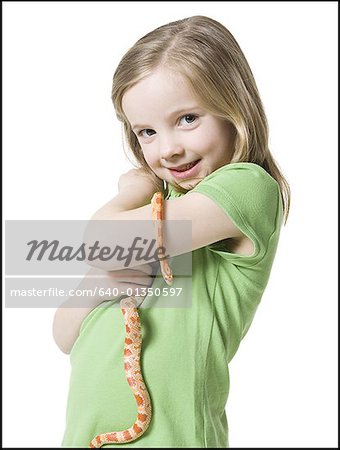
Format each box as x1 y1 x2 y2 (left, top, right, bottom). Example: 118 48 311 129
89 192 172 448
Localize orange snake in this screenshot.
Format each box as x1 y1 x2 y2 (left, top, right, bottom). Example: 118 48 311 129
89 192 173 447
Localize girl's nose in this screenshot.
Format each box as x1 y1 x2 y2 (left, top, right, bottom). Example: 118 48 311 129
159 134 184 161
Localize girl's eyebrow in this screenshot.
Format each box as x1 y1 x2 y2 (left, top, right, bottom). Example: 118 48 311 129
131 105 202 131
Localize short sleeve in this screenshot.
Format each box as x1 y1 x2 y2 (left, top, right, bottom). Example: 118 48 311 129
188 162 283 266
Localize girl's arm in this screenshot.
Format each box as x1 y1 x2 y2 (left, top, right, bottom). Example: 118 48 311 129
52 264 154 354
84 169 247 271
99 167 164 213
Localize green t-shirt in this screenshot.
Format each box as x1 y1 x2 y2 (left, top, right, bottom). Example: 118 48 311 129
62 163 283 448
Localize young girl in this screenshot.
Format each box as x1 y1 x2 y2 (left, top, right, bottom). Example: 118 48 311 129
54 15 290 448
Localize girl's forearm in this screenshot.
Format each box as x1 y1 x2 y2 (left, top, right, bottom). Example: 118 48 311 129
83 172 162 270
91 188 155 220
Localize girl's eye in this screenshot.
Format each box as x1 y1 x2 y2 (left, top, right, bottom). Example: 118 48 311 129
139 129 155 138
179 114 197 126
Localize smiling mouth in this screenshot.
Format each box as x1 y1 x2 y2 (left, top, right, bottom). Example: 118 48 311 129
168 160 201 172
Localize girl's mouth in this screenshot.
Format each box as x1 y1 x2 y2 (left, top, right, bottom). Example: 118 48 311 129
168 160 201 180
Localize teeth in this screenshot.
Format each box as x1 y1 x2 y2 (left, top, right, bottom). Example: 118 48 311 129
175 161 197 172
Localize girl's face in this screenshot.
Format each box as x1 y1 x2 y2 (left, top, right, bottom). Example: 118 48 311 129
122 68 235 190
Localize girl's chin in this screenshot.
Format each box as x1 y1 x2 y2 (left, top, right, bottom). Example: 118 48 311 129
182 181 200 190
173 178 202 192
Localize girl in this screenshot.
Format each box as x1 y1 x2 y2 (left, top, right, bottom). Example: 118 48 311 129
54 15 290 448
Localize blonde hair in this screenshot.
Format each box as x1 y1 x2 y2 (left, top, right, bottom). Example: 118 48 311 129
111 15 291 224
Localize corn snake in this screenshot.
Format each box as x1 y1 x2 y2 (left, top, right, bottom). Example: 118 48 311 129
89 191 173 447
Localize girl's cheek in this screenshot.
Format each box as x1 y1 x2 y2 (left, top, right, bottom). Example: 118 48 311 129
185 134 209 155
142 147 157 168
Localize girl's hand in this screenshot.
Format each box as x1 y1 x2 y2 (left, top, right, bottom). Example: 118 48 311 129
79 264 156 304
118 168 164 196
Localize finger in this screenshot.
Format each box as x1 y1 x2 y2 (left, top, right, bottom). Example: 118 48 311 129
109 266 153 277
133 263 153 275
117 277 152 286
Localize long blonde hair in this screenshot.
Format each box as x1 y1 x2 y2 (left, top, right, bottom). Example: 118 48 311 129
111 15 291 224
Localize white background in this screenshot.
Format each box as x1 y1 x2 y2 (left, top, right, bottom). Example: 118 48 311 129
3 1 338 448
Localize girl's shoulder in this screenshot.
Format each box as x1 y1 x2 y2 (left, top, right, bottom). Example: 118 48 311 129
167 162 279 200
